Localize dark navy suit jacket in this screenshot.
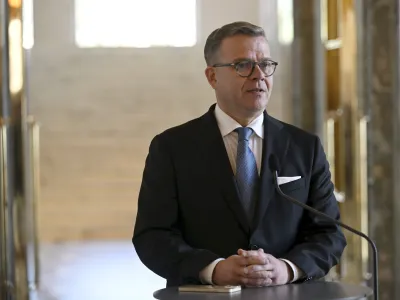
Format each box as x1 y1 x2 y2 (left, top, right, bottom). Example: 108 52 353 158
133 104 347 287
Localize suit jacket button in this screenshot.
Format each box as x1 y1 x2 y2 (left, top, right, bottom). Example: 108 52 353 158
248 244 259 250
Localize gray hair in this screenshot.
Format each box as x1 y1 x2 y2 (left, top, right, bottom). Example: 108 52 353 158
204 21 267 66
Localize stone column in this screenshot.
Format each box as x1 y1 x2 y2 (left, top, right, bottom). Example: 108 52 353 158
359 0 400 299
292 0 326 139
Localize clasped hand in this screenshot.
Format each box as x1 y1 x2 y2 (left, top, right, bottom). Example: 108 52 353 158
212 248 291 287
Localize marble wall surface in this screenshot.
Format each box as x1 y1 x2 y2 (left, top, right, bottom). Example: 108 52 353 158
360 0 400 299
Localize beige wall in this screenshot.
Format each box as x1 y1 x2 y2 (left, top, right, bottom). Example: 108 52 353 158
30 0 292 242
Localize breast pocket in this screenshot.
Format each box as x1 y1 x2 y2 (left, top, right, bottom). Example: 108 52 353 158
279 177 305 193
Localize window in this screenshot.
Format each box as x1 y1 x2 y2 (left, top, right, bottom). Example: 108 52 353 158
74 0 197 48
277 0 293 45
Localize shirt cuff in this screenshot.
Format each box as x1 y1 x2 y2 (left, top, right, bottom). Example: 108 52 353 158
280 259 305 283
199 258 225 284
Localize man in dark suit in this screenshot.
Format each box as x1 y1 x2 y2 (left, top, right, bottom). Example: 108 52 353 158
133 21 346 288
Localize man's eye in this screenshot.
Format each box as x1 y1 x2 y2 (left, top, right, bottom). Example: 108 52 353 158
260 61 273 68
236 61 252 70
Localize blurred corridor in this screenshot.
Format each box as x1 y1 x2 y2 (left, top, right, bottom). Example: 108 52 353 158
31 242 165 300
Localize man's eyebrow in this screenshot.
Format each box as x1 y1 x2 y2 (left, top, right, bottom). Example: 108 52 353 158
231 57 251 63
231 57 272 63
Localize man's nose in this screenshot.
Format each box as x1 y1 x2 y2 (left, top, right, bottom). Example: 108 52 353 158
249 63 266 80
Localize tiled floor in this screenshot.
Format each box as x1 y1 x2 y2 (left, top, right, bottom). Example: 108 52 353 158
30 241 166 300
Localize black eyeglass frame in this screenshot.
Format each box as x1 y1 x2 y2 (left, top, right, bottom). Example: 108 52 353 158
212 59 278 77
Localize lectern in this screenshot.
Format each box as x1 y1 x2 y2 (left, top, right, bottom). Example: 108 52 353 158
153 281 373 300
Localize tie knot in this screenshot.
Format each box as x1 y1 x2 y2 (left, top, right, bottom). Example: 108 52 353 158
235 127 253 142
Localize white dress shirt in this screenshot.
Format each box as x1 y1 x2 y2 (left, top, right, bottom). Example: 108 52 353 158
198 104 304 284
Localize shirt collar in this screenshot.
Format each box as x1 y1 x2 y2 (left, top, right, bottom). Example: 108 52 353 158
214 104 264 139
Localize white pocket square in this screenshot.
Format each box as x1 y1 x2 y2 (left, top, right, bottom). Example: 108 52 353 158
277 176 301 185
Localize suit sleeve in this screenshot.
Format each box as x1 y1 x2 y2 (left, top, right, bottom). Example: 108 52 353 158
281 136 347 281
132 134 220 285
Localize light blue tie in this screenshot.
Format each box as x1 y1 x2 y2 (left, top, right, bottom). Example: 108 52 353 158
235 127 259 221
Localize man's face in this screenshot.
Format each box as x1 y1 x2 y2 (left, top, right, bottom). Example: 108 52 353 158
205 35 274 121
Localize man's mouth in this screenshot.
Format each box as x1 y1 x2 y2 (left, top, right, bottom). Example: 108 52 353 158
247 88 266 92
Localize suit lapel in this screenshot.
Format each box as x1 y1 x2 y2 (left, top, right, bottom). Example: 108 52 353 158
199 106 291 234
252 113 289 232
201 105 251 234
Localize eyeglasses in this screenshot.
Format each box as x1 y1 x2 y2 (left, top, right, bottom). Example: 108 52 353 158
212 59 278 77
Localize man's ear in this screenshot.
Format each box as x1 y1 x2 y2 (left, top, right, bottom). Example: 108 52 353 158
205 66 217 89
